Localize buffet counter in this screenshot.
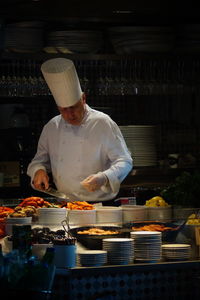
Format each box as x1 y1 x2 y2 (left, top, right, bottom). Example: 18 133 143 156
1 196 200 299
52 260 200 300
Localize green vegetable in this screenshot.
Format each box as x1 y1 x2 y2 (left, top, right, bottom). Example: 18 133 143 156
160 171 200 207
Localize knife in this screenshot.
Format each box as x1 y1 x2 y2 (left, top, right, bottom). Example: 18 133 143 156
36 187 72 202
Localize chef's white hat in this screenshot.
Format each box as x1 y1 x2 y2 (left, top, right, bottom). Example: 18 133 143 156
41 58 83 107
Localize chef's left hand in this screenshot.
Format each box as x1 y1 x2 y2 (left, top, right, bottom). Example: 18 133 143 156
81 172 108 192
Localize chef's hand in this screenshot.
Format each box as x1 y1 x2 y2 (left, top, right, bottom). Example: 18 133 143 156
81 172 108 192
32 169 49 190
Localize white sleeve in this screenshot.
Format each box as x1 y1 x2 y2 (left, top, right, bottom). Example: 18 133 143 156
101 122 133 194
27 125 51 183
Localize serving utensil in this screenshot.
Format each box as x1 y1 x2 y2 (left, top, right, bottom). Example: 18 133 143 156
195 210 200 258
36 187 72 202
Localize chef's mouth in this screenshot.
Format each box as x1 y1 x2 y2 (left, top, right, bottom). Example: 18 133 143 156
68 118 82 125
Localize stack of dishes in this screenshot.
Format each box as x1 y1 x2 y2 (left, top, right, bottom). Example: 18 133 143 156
77 250 107 267
96 206 122 225
130 231 162 263
44 30 103 54
162 244 191 261
119 125 157 167
67 209 96 226
4 21 44 53
175 24 200 53
147 206 172 221
103 238 134 265
108 26 175 54
121 205 148 224
37 208 67 225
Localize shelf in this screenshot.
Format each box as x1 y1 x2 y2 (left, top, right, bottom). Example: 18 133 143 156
121 167 199 189
1 51 200 61
1 0 199 24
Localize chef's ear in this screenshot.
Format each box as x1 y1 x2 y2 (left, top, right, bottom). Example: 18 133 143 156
82 92 86 103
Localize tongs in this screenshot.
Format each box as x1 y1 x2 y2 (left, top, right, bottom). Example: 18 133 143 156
61 217 76 244
36 187 72 202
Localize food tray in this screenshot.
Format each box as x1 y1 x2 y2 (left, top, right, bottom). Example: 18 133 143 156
69 225 125 249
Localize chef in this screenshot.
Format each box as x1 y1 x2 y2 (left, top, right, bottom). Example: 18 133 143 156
27 58 133 202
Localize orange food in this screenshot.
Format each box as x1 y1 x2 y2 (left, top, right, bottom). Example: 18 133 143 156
19 197 51 208
0 207 14 237
0 206 14 218
61 201 94 210
77 228 119 235
0 217 6 238
131 224 176 232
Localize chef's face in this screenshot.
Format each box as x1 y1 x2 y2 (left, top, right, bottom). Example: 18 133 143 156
58 94 86 126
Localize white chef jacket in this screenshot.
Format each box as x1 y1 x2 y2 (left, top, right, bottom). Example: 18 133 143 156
27 105 133 202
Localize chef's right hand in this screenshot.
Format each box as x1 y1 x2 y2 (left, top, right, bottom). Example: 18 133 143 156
32 169 49 190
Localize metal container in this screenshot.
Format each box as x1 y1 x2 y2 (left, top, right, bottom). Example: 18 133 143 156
38 207 67 225
96 206 122 225
121 205 148 224
147 206 172 222
67 209 96 226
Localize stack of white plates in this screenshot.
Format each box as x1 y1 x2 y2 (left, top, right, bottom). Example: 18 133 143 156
103 238 134 265
130 231 162 263
147 206 172 221
121 205 148 224
77 250 107 267
67 209 96 226
109 26 174 54
38 208 67 225
96 206 122 224
119 125 157 167
175 24 200 53
5 21 44 53
162 244 191 261
44 30 103 54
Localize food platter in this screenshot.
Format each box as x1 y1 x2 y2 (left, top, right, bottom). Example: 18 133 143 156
69 225 125 249
124 220 186 242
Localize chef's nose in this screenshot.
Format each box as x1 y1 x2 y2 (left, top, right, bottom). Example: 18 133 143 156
60 107 74 116
66 108 75 117
67 107 74 113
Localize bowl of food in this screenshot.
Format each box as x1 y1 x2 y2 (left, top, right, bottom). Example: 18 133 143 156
61 201 96 225
69 225 125 249
145 196 172 221
127 220 186 242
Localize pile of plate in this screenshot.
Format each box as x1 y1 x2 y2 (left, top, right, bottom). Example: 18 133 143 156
37 207 67 225
130 231 162 263
44 30 103 54
119 125 157 167
162 244 191 261
4 21 44 53
67 209 96 226
77 250 107 267
103 238 134 265
175 24 200 53
108 26 175 54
